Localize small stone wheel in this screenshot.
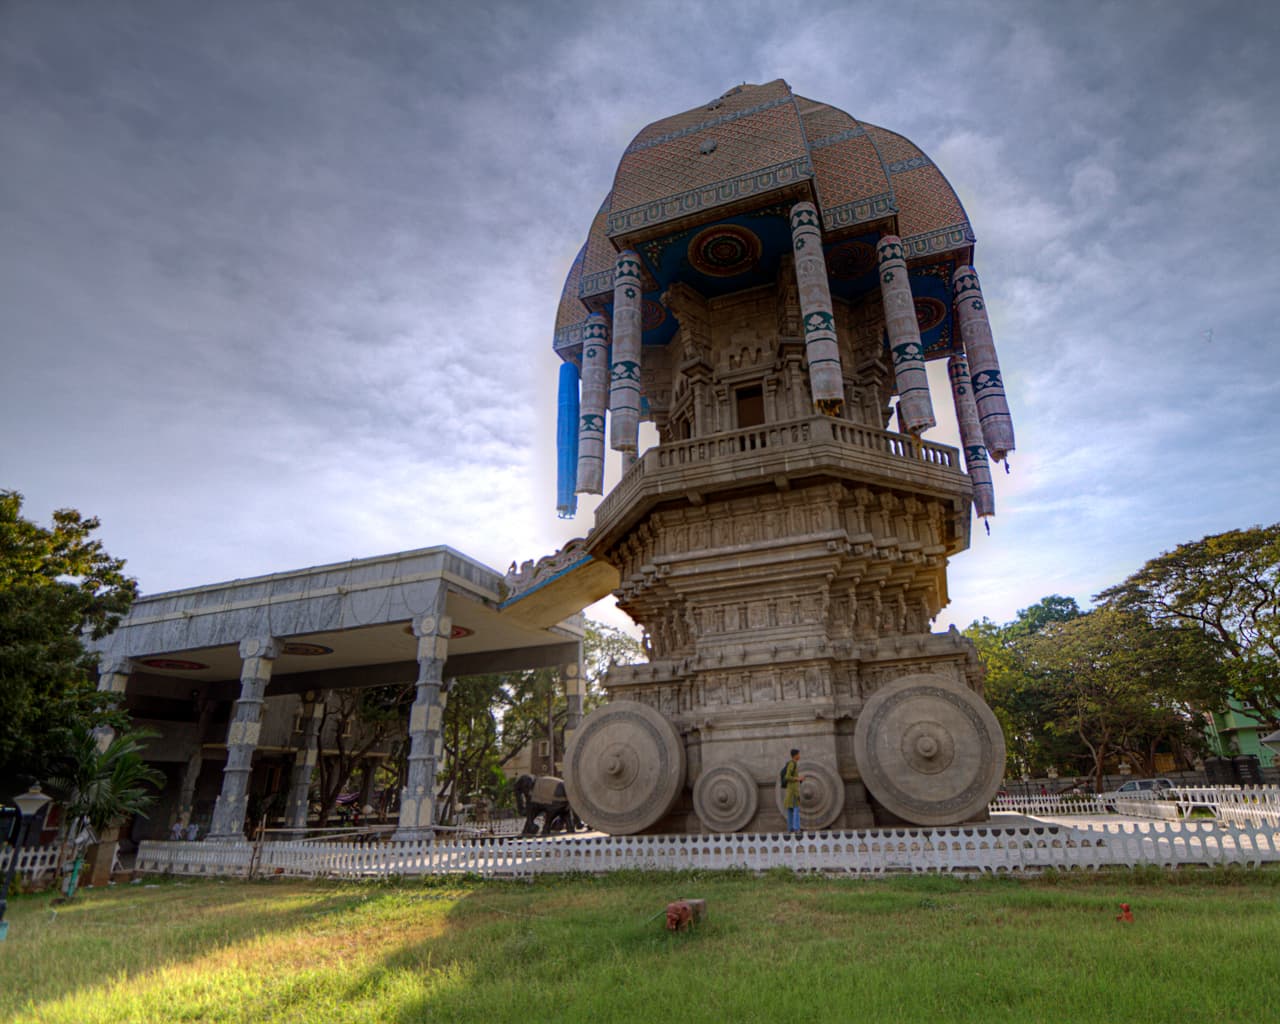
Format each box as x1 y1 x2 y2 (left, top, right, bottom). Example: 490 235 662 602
853 673 1006 826
563 700 686 835
693 761 758 833
772 759 845 829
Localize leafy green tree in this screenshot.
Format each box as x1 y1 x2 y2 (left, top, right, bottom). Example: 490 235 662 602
45 726 165 836
1019 608 1225 789
1098 524 1280 724
0 491 137 793
965 596 1084 776
313 682 415 825
436 619 645 818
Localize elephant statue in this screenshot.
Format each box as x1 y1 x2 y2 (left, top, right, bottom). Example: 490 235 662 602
513 774 580 836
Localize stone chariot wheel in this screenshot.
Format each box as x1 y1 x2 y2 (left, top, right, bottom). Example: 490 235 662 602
853 673 1006 826
563 700 686 835
693 761 758 833
772 759 845 829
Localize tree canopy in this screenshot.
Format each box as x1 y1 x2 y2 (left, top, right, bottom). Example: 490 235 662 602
1097 523 1279 724
968 594 1225 787
435 619 645 817
0 491 137 793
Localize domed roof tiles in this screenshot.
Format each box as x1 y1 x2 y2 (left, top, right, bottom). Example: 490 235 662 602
554 80 975 359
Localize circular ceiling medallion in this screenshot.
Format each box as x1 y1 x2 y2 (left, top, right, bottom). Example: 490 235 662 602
640 298 667 332
826 240 877 280
141 657 208 671
401 624 474 639
282 642 332 657
688 224 762 277
914 296 947 333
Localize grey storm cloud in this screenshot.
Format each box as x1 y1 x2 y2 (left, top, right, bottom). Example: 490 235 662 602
2 0 1278 632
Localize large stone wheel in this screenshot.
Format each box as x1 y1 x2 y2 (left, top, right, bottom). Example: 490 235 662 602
693 761 758 833
853 673 1006 826
563 701 686 835
772 759 845 829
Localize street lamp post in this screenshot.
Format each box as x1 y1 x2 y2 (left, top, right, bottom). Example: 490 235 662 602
0 784 53 942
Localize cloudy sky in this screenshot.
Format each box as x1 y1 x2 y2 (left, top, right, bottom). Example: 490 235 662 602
3 0 1277 635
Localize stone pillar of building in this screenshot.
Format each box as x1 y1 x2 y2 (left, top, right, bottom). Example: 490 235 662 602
575 313 610 494
952 265 1015 461
563 648 585 735
176 696 215 828
609 250 643 455
395 590 451 841
284 693 325 831
877 235 936 434
947 352 996 518
92 656 133 750
789 202 845 415
206 637 279 842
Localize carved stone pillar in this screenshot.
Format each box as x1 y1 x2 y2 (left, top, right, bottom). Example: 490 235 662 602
952 265 1015 461
563 648 585 735
284 694 325 830
93 656 132 750
947 352 995 518
207 637 279 842
877 235 936 434
176 696 215 827
789 202 845 415
395 589 451 840
609 250 643 454
575 313 609 494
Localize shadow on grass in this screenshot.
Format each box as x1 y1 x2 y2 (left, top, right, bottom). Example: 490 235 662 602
0 876 383 1019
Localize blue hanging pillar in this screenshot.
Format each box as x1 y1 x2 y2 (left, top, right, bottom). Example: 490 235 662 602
556 360 580 517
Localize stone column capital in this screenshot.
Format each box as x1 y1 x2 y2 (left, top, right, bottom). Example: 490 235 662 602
97 655 133 678
411 613 452 639
239 636 280 660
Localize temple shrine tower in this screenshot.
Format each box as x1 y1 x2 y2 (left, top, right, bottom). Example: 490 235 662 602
549 81 1014 833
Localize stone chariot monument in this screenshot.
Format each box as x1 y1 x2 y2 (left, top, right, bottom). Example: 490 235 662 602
545 81 1015 834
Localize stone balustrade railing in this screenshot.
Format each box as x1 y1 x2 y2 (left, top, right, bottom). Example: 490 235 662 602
595 416 962 527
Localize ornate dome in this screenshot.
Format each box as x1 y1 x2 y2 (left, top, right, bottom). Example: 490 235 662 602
554 79 975 364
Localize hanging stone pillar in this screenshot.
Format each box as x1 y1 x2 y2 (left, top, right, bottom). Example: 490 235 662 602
877 235 936 434
395 592 451 841
93 656 133 750
176 696 215 827
952 265 1015 461
609 250 643 454
284 693 325 831
575 313 610 494
207 637 279 842
789 202 845 416
947 353 996 518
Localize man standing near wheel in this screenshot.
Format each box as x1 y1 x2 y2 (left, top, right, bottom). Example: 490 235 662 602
783 749 807 834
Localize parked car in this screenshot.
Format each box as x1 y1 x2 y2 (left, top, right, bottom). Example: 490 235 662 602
1100 777 1174 811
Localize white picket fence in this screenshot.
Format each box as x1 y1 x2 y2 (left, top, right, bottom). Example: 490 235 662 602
0 844 61 881
134 819 1280 880
988 794 1108 816
989 785 1280 825
1182 786 1280 827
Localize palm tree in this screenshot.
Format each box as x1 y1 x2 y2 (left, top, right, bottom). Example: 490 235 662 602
46 727 164 897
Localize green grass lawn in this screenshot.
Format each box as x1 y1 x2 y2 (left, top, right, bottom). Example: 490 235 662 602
2 867 1279 1023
